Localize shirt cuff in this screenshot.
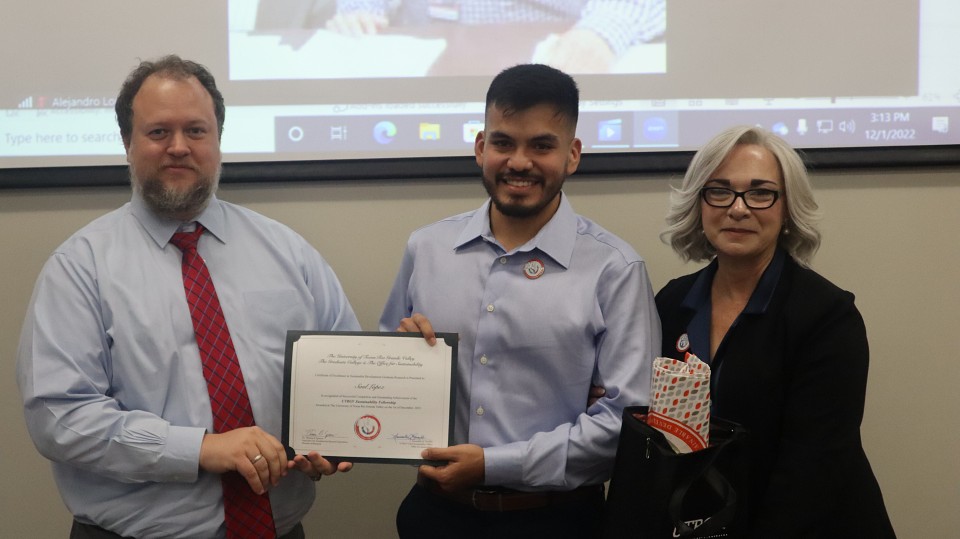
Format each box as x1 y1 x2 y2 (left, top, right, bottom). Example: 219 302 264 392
164 425 206 482
337 0 386 16
482 443 524 487
576 0 666 56
575 14 636 56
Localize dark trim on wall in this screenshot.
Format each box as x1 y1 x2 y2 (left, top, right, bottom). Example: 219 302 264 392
2 146 958 189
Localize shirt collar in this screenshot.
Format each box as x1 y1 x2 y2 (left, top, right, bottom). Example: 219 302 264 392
745 248 786 314
453 192 577 269
681 248 787 315
130 192 227 248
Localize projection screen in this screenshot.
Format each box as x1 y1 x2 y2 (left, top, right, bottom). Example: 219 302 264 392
1 0 958 187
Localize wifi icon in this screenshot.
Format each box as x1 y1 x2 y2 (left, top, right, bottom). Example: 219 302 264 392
16 96 46 109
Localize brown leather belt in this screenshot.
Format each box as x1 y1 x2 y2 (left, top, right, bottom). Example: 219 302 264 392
416 474 603 512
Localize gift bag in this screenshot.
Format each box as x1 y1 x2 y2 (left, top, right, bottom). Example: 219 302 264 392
604 406 749 538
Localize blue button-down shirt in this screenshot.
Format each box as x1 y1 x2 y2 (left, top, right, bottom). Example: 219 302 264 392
17 194 359 538
337 0 666 55
380 194 659 489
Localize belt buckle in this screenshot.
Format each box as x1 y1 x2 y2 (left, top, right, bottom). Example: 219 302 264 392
472 488 504 511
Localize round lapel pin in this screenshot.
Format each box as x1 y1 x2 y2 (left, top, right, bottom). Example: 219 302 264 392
523 258 545 279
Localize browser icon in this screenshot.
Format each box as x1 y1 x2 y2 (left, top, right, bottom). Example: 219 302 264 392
374 121 397 144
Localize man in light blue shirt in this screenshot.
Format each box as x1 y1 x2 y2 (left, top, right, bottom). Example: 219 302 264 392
380 64 660 537
16 55 358 539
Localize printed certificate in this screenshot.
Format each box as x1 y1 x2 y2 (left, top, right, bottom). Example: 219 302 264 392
282 331 457 464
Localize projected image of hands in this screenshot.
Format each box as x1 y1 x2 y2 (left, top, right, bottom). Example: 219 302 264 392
227 0 665 79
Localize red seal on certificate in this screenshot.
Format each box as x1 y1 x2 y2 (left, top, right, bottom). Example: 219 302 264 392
354 415 382 441
523 258 545 279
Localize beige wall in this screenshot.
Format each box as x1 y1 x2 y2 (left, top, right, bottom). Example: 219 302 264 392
2 167 958 537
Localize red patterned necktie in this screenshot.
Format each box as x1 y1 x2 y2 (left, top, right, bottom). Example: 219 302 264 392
171 224 277 539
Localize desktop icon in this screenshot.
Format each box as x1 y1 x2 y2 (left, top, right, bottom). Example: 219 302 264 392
373 121 397 144
597 119 623 142
287 126 304 143
932 117 949 134
463 120 483 143
643 117 668 141
772 122 789 136
330 125 347 141
419 122 441 141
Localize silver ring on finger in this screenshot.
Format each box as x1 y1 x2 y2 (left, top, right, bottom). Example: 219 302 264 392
251 454 264 464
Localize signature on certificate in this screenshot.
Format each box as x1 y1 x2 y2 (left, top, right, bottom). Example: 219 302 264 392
303 429 339 442
391 432 427 442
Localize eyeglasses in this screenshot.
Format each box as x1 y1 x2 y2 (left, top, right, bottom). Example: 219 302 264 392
700 187 780 209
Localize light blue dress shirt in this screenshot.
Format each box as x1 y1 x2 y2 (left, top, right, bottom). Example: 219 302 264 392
380 194 659 490
17 194 359 538
336 0 666 55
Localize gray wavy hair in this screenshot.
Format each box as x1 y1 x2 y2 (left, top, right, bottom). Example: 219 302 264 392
660 125 821 266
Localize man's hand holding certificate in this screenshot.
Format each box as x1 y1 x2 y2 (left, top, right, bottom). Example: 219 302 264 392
283 332 457 464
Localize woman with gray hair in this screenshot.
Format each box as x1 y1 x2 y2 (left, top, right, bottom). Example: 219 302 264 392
656 126 895 536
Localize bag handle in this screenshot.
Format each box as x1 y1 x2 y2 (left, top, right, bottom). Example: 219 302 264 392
669 439 738 538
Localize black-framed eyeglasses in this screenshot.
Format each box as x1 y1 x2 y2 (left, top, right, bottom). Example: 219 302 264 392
700 187 781 209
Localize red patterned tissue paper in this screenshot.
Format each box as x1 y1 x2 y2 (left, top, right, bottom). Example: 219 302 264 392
647 355 711 453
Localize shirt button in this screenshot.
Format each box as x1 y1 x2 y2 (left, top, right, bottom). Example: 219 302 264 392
479 355 488 365
499 257 507 264
486 304 495 312
476 406 485 416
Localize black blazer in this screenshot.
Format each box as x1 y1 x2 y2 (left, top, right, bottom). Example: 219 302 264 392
656 254 895 538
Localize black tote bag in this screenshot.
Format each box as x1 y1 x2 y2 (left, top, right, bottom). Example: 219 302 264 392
604 406 750 538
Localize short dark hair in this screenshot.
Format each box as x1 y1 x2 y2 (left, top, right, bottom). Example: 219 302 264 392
115 55 225 143
485 64 579 128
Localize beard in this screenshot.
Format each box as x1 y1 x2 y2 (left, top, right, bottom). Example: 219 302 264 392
131 164 220 221
482 171 564 219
